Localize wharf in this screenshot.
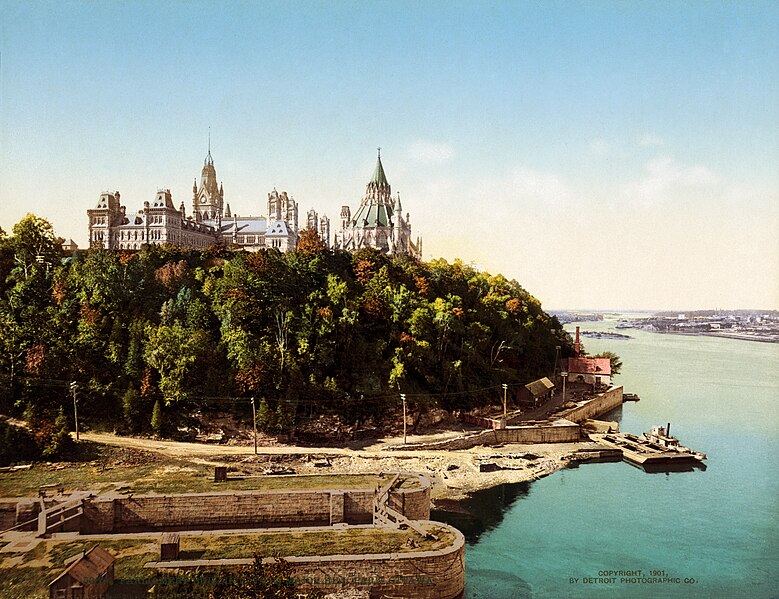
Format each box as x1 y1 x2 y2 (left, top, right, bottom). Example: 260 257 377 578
589 432 704 466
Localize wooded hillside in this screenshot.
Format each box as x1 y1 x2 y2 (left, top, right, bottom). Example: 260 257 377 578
0 215 574 440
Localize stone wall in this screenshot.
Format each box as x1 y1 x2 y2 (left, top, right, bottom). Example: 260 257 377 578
292 524 464 599
389 420 580 451
146 521 465 599
558 386 623 423
0 499 36 531
80 478 430 534
387 476 431 521
495 419 580 443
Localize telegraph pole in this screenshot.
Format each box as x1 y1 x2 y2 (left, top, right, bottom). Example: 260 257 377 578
251 397 257 455
401 394 407 444
502 384 508 421
70 381 79 441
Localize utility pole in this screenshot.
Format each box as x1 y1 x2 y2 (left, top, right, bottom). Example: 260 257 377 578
502 384 508 422
251 397 257 455
70 381 79 441
401 394 407 444
561 372 568 405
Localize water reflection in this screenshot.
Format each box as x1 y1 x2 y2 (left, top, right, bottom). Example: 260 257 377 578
431 481 532 544
629 460 707 474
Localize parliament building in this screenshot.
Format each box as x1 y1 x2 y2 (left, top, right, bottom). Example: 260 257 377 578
87 146 419 257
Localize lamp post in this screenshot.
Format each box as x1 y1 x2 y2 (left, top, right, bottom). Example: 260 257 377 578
560 372 568 405
502 383 508 422
70 382 79 441
250 397 257 455
401 394 407 444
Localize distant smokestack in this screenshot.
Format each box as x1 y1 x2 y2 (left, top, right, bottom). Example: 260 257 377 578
575 326 580 356
667 422 671 437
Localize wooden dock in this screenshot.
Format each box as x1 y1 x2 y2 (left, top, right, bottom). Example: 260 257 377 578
589 433 704 466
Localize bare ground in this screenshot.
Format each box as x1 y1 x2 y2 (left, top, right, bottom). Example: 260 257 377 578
77 431 593 500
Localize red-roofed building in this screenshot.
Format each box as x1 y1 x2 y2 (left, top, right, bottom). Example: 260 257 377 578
49 544 115 599
566 357 612 388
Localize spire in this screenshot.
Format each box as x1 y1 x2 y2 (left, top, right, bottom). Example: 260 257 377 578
205 128 213 166
370 147 389 188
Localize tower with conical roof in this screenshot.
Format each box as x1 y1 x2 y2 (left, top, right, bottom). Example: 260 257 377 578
334 149 420 257
193 134 224 222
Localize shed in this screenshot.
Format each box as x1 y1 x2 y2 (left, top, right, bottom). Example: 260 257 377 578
48 544 114 599
519 377 555 406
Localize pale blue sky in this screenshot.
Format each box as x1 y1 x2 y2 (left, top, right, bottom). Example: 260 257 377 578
1 1 777 310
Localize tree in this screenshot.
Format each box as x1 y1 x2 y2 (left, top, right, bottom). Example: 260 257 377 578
122 387 145 433
9 214 60 279
594 351 623 376
42 407 75 460
296 227 327 256
151 400 163 436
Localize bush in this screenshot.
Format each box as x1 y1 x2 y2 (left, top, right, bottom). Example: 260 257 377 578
0 418 40 466
41 407 75 460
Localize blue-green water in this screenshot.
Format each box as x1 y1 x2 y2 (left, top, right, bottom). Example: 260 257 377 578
459 316 779 599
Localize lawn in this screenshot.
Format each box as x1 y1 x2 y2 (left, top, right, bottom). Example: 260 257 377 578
0 458 400 497
0 524 454 598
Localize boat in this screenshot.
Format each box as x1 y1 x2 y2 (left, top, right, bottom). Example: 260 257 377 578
642 423 707 461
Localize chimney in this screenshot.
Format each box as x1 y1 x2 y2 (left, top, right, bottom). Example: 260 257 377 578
666 422 671 437
575 326 580 356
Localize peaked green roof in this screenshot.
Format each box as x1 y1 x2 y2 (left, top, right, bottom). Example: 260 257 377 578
370 154 389 188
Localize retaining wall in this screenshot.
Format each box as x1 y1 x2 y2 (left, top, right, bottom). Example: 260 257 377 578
146 521 465 599
558 387 623 423
389 419 580 451
80 477 430 534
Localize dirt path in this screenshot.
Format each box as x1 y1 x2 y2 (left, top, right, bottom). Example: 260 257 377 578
78 431 591 500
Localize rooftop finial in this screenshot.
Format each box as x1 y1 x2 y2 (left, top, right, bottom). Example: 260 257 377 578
205 127 213 166
377 146 381 159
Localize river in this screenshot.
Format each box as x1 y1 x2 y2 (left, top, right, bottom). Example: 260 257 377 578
445 314 779 599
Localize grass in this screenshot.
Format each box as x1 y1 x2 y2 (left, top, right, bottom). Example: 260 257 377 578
0 460 399 497
0 566 49 599
0 524 455 598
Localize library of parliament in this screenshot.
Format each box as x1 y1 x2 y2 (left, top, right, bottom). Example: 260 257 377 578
87 146 421 258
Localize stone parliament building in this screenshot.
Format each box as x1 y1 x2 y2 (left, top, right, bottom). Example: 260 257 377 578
87 147 420 258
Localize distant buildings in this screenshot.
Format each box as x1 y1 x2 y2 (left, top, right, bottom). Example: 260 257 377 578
87 146 419 257
87 145 307 252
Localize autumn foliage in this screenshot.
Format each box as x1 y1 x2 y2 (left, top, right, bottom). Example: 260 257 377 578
0 214 572 438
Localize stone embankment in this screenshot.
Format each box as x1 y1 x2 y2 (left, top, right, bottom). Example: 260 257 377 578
146 522 465 599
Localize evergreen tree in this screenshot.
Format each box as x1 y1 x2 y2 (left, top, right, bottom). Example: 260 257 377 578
151 400 163 437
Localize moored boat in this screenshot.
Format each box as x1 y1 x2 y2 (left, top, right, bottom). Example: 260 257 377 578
643 423 707 461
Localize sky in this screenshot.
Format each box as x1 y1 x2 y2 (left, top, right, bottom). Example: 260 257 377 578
1 1 777 311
